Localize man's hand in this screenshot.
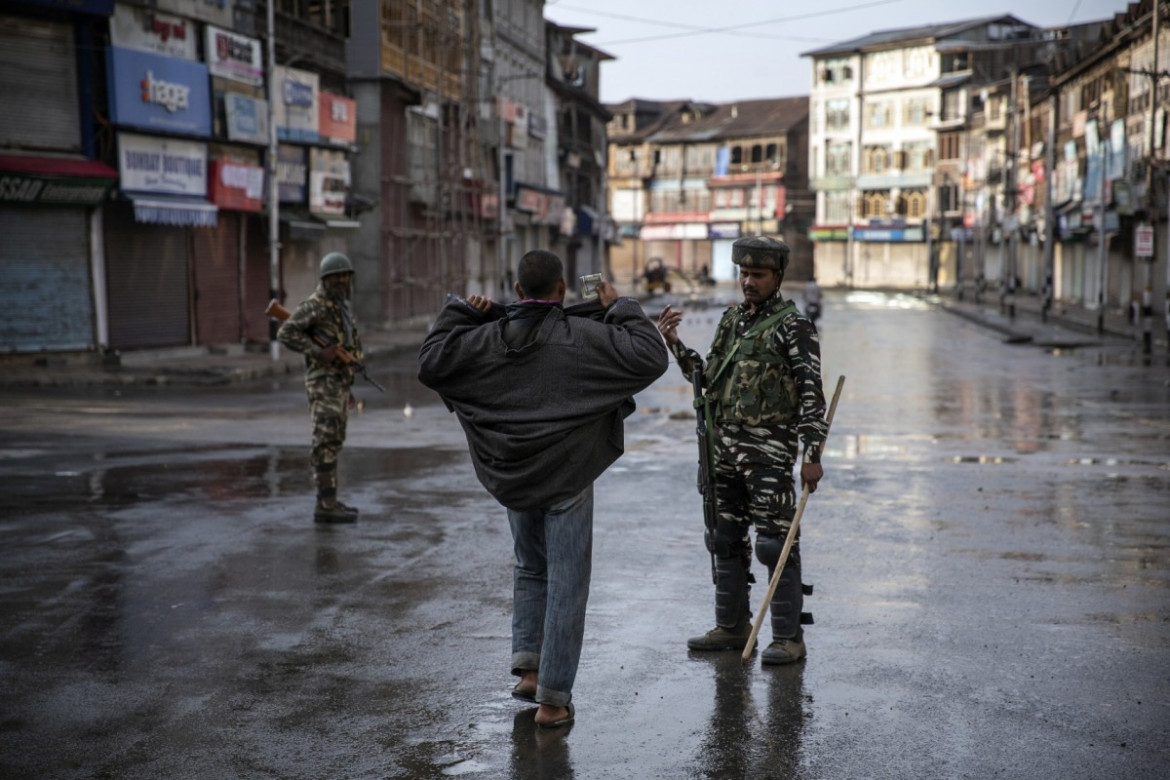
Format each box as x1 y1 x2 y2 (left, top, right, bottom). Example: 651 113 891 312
800 463 823 493
657 304 684 346
318 344 342 366
466 294 493 313
596 280 618 309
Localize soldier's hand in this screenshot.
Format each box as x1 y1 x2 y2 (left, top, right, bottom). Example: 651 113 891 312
318 344 342 366
467 294 493 313
596 280 618 309
801 463 823 494
657 305 683 345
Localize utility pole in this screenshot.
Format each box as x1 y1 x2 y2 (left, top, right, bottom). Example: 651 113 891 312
1097 128 1110 335
1005 62 1018 319
266 0 281 361
1141 0 1160 354
1042 91 1057 322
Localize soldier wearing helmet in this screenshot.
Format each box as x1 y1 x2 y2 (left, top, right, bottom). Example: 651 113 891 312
277 252 365 523
658 236 828 665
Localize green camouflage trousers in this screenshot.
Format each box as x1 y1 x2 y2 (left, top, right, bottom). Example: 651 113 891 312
712 422 799 537
307 374 350 497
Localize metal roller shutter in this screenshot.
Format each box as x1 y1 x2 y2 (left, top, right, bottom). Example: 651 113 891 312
191 212 241 345
104 203 191 350
0 15 80 151
0 208 93 352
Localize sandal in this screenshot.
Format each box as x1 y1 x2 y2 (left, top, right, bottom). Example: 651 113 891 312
511 682 536 703
535 702 574 729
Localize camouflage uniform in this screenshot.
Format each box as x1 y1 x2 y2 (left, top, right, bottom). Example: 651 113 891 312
671 238 827 660
277 283 363 508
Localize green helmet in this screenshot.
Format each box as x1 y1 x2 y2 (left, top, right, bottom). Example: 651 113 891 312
732 236 789 272
319 252 354 279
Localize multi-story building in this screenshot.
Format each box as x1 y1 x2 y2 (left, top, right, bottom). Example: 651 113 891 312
545 21 612 285
606 97 811 285
1044 0 1167 348
347 0 488 326
803 15 1079 290
0 0 352 356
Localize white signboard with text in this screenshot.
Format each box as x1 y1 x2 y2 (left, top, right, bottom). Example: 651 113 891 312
118 132 207 197
206 26 263 86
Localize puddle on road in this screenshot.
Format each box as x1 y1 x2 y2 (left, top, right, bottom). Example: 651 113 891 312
0 447 463 515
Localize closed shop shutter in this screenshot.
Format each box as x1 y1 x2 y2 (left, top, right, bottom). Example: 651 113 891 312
243 214 273 344
104 202 191 350
191 212 241 344
0 15 80 151
0 208 93 352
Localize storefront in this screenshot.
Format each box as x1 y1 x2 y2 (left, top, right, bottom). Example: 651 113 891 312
0 5 114 353
0 156 116 351
104 34 216 350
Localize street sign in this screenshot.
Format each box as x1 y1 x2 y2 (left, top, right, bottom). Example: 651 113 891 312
1135 223 1154 258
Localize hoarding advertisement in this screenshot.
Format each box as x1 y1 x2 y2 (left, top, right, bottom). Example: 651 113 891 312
118 132 207 196
107 46 211 137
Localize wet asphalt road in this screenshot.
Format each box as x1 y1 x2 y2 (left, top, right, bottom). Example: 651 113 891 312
1 289 1168 779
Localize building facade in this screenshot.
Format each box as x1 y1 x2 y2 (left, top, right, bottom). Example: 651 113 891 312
1 0 353 357
606 97 812 286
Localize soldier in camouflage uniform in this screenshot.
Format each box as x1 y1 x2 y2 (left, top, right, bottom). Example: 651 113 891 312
277 252 364 524
658 236 827 665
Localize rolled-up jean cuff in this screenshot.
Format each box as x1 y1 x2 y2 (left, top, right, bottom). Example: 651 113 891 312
536 685 571 708
511 652 540 676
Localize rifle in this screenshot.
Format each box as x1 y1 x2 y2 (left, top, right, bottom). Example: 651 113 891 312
265 299 386 392
691 363 719 585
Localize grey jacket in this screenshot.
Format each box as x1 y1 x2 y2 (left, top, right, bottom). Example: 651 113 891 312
418 296 668 510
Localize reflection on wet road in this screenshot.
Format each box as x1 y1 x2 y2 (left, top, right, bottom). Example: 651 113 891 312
1 288 1167 779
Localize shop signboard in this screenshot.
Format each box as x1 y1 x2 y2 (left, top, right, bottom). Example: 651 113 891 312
277 144 307 203
318 92 356 146
309 148 349 215
224 93 269 145
274 66 319 143
107 46 211 137
118 132 207 196
206 26 263 86
209 159 264 212
109 5 196 60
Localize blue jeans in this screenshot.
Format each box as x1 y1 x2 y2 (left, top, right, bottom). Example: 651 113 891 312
507 485 594 708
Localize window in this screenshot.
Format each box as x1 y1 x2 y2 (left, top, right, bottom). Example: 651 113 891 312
751 145 763 163
939 132 961 160
826 141 851 176
731 146 743 165
903 98 929 126
941 90 962 121
903 141 933 171
825 99 850 131
766 143 778 163
899 189 927 218
818 58 853 85
863 145 891 174
865 101 893 129
825 190 851 223
861 190 890 218
940 182 960 212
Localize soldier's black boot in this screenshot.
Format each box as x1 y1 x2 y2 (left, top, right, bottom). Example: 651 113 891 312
688 554 753 651
757 536 808 665
314 488 357 524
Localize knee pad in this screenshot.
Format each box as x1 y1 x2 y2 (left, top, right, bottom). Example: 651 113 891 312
713 520 748 559
755 533 799 570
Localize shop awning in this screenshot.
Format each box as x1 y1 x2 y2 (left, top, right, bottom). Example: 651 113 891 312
0 154 118 206
129 195 218 227
927 72 972 89
280 212 326 241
